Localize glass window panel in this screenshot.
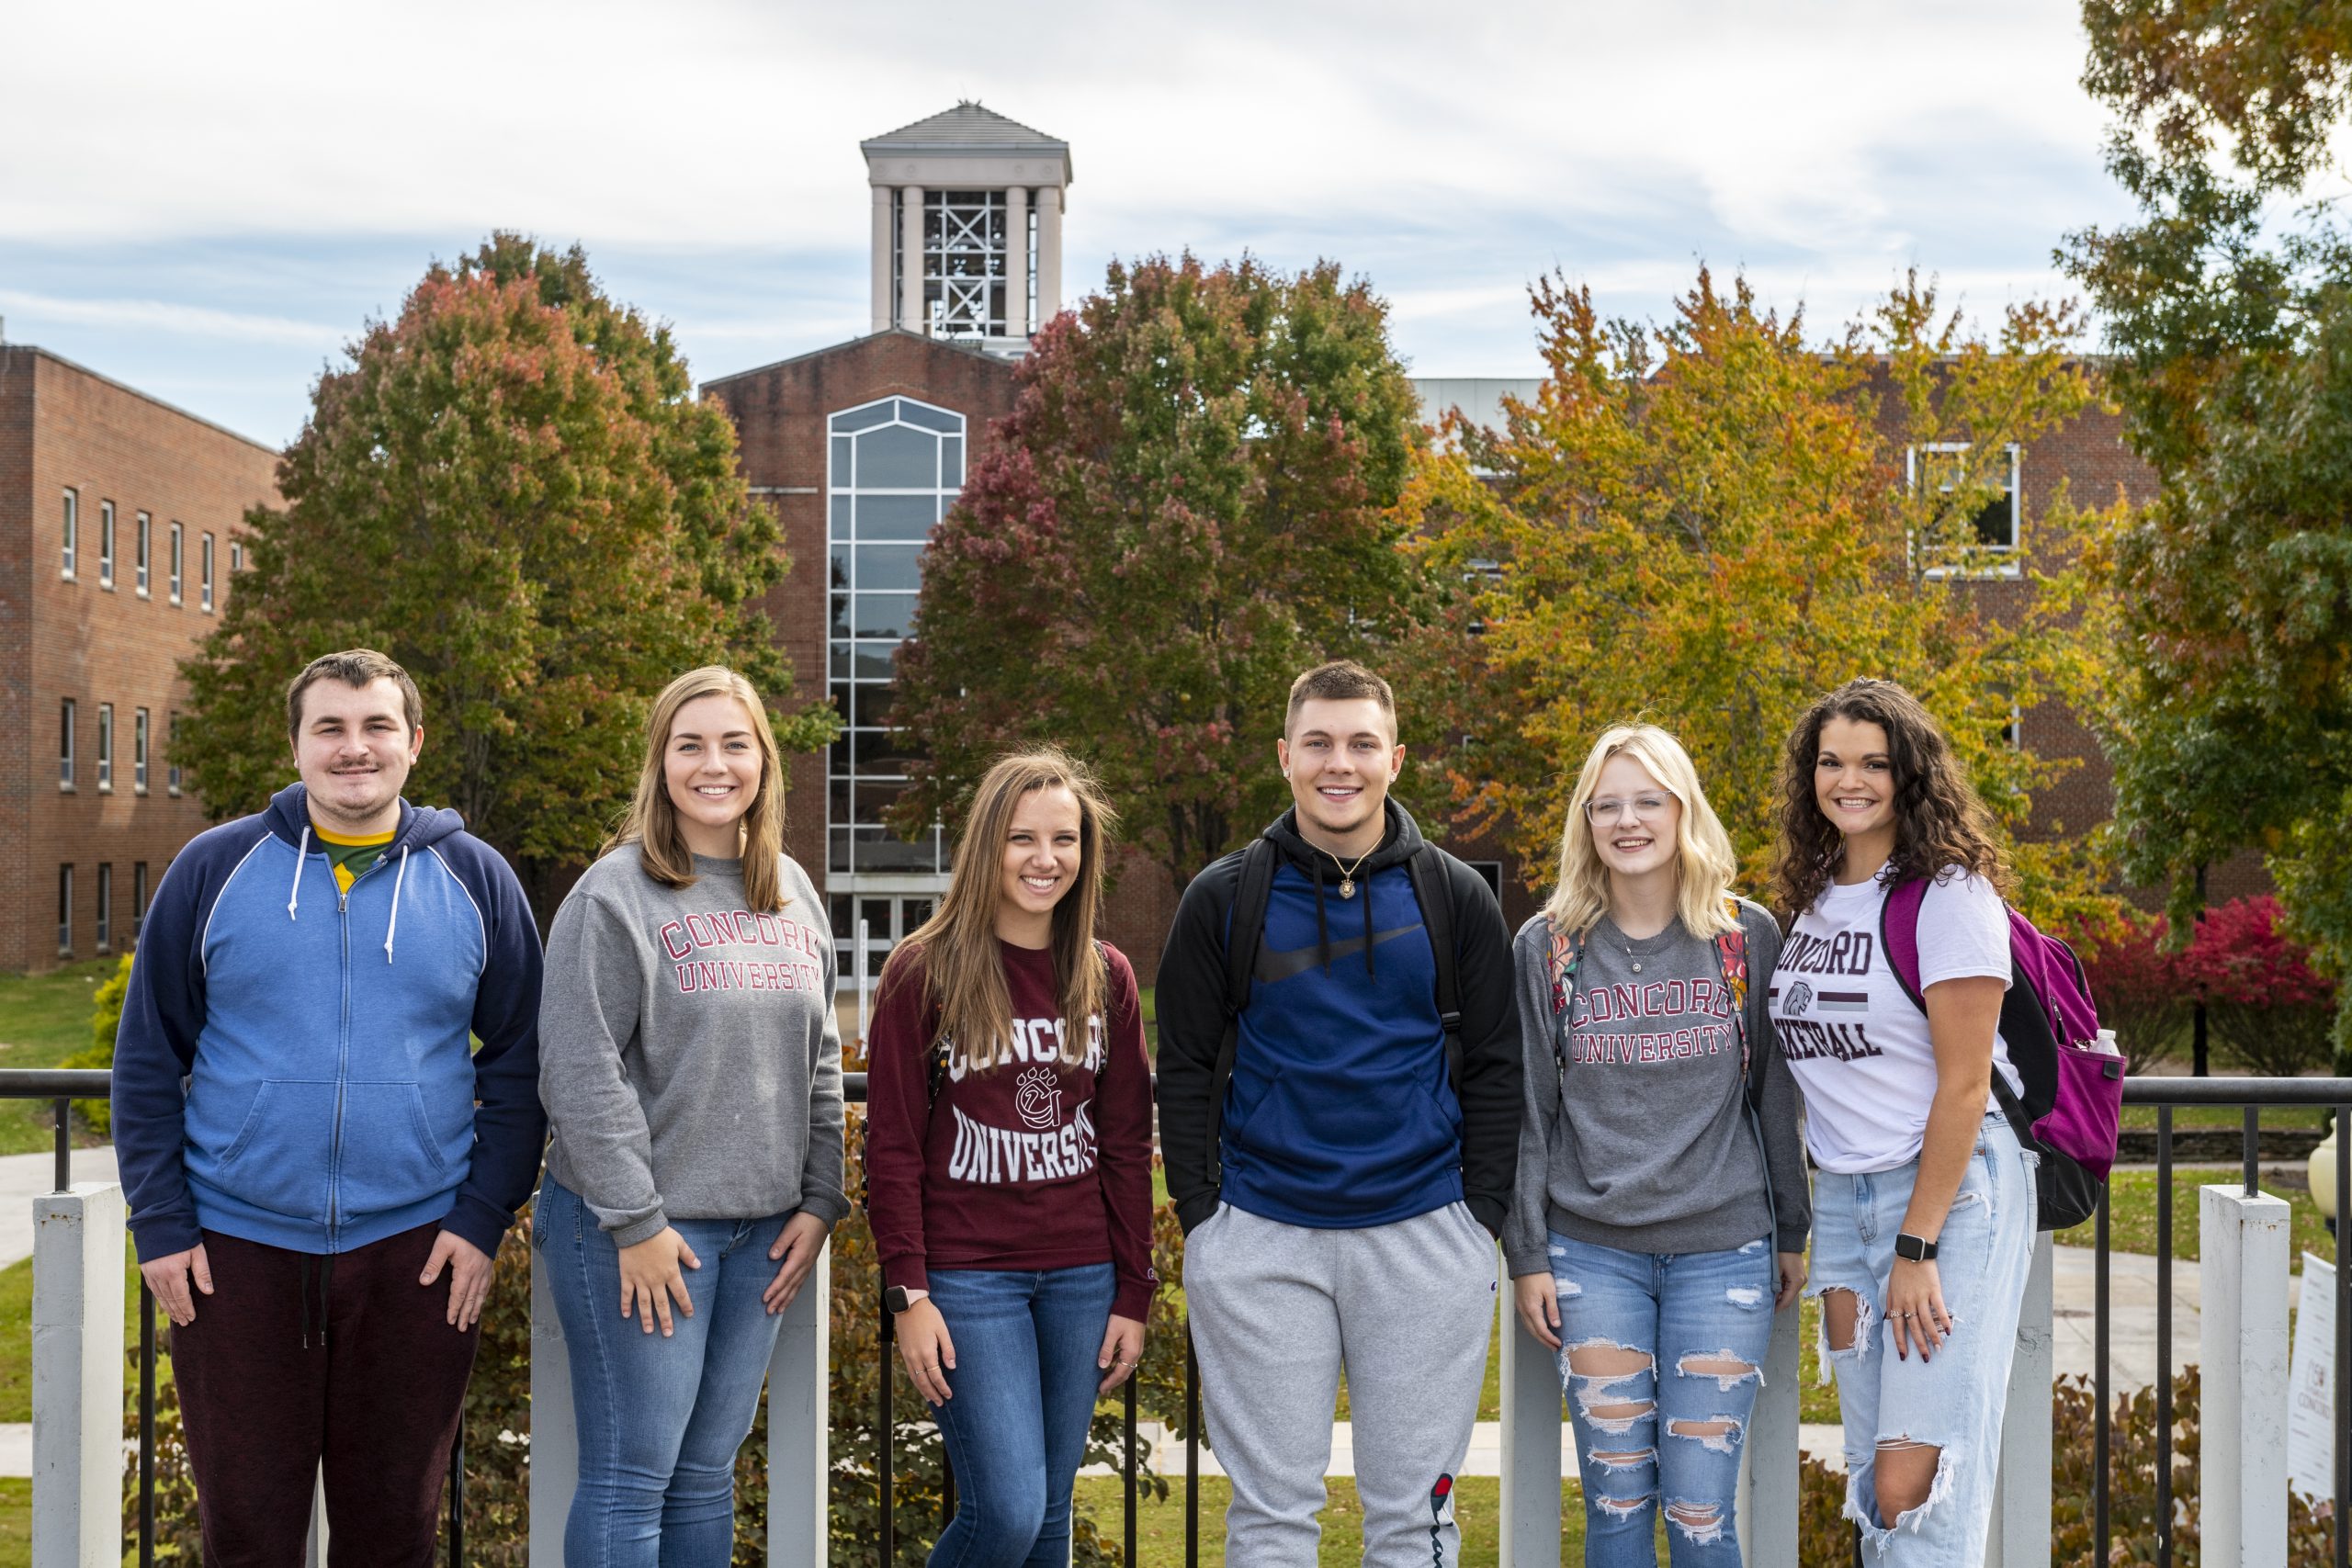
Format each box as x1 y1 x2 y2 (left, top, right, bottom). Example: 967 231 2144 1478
829 779 851 824
901 898 934 931
1972 496 2016 548
852 592 918 639
830 593 851 639
857 896 892 934
831 640 854 681
829 732 854 774
943 436 964 489
852 642 898 681
830 401 895 435
829 492 850 536
830 436 853 486
829 827 853 874
898 402 963 434
855 494 935 541
857 727 916 767
858 686 895 731
828 895 853 938
829 548 853 592
854 829 937 873
854 545 922 593
855 424 937 489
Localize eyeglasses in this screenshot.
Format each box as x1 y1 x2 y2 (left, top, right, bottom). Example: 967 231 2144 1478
1585 794 1674 825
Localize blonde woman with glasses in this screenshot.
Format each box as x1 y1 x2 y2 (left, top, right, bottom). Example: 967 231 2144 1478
1504 725 1808 1565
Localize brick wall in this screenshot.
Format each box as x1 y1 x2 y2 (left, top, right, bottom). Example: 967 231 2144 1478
4 347 280 972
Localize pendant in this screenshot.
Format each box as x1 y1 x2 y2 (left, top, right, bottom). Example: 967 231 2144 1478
1631 962 1643 974
1340 877 1356 900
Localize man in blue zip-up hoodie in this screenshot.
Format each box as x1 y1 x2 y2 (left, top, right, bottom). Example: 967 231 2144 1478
112 649 546 1564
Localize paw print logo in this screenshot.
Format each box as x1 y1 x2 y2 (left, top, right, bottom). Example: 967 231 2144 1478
1012 1066 1062 1130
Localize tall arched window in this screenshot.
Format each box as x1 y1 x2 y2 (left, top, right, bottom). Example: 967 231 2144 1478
827 396 965 886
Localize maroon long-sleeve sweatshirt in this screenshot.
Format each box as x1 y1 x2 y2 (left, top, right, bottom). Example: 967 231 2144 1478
864 939 1159 1321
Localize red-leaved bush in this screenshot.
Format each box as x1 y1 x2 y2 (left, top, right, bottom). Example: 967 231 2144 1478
2177 897 2337 1076
2078 910 2191 1069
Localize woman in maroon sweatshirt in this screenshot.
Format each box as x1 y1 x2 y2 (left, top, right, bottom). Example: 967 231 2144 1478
864 747 1158 1566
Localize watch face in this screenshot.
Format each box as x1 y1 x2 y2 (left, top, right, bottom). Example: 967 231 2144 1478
885 1287 909 1314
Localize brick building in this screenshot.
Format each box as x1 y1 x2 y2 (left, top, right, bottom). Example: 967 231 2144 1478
0 344 278 973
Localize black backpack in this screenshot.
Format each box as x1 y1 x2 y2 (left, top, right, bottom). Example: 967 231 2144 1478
1199 837 1464 1190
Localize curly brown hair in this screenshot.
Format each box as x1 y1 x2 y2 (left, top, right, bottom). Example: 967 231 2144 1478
1770 678 2010 920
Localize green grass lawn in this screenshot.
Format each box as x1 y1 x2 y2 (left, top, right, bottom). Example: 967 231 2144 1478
1074 1473 1604 1563
2120 1101 2334 1132
0 962 116 1156
2058 1165 2335 1264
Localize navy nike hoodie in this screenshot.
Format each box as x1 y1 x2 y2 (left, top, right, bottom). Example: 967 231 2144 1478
1154 801 1520 1235
110 783 546 1262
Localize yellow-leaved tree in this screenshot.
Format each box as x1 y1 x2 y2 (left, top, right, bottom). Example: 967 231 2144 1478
1398 268 2123 929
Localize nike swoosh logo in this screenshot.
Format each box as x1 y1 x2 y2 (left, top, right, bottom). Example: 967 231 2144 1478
1255 926 1420 985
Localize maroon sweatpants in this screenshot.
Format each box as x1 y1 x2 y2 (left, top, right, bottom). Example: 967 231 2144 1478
169 1223 482 1568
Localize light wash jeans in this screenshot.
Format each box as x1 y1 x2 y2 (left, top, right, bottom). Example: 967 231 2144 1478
1808 1110 2037 1566
1546 1231 1776 1565
537 1176 793 1568
923 1263 1116 1568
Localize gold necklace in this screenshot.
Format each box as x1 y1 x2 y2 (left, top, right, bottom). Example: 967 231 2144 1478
1322 845 1375 900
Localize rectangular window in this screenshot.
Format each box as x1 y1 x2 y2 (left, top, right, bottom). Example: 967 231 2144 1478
134 707 150 794
169 523 184 604
132 863 149 942
231 540 243 573
96 704 113 793
1909 443 2021 570
200 534 215 612
1466 861 1505 898
99 501 116 589
135 512 153 595
61 489 78 579
59 699 75 789
57 866 72 958
96 864 112 953
167 712 183 796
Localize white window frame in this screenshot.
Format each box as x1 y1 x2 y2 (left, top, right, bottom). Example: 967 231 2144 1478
59 699 75 790
96 704 113 793
230 540 243 573
134 707 150 795
1907 442 2022 579
98 501 116 589
135 512 152 596
168 523 184 604
200 533 215 612
96 863 112 953
61 490 78 580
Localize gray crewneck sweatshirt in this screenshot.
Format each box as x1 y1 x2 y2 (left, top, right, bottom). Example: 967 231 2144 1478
538 846 848 1246
1503 899 1809 1277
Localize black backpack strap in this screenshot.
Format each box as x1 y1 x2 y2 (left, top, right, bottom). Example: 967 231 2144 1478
1205 838 1278 1188
1405 846 1464 1095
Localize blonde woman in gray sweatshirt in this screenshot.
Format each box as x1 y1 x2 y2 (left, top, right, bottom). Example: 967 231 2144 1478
536 667 847 1567
1504 724 1807 1566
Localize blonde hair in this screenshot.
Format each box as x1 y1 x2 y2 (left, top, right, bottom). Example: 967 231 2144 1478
1543 724 1740 940
879 748 1118 1073
605 667 790 914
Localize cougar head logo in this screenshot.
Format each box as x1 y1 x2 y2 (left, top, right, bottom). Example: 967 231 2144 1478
1784 980 1815 1018
1012 1065 1062 1130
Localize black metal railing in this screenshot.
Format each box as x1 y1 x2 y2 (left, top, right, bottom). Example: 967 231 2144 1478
14 1066 2349 1567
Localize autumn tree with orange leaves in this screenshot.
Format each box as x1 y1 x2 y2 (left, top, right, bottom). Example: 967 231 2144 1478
1398 269 2123 928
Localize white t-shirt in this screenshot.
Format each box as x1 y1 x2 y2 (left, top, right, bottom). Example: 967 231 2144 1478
1769 864 2020 1173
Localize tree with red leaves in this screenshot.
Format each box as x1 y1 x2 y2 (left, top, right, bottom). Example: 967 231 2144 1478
891 254 1429 892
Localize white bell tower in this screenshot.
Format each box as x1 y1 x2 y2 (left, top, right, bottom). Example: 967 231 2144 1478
861 103 1071 355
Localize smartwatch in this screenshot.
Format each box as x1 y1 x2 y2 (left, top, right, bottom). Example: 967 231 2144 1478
1894 1233 1939 1262
884 1286 928 1314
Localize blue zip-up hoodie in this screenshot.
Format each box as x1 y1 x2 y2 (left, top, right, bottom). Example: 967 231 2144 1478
111 783 548 1262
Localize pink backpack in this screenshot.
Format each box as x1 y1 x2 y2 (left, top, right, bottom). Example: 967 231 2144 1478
1881 876 2124 1230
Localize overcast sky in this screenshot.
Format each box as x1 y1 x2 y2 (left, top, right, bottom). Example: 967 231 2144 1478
0 0 2136 446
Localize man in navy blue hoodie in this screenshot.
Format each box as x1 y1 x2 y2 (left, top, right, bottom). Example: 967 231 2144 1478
112 649 545 1564
1157 661 1520 1568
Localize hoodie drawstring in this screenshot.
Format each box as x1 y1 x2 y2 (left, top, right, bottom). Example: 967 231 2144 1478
383 845 410 964
287 824 311 920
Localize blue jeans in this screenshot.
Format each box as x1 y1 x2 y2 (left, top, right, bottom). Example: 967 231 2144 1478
924 1263 1115 1568
1809 1111 2036 1566
1546 1232 1776 1566
537 1176 791 1568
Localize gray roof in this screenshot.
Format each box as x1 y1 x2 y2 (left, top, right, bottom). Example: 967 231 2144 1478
862 102 1069 169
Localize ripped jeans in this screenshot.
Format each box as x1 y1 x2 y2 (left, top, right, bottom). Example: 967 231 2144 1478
1809 1111 2036 1566
1545 1232 1775 1565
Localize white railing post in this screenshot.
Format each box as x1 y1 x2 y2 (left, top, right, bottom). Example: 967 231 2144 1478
1736 1292 1800 1562
1496 1255 1561 1568
765 1247 830 1568
528 1238 578 1568
31 1183 125 1568
2199 1183 2292 1568
1985 1231 2054 1568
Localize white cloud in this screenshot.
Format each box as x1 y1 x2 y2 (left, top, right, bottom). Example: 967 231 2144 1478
0 289 345 348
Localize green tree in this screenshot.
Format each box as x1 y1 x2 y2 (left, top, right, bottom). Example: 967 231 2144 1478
1396 268 2120 928
892 253 1429 889
179 235 831 915
2066 4 2352 1065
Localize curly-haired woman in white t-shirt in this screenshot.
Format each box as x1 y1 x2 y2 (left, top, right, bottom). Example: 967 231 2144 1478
1767 679 2035 1568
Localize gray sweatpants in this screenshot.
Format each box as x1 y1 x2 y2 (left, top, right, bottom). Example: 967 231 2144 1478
1184 1201 1498 1567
